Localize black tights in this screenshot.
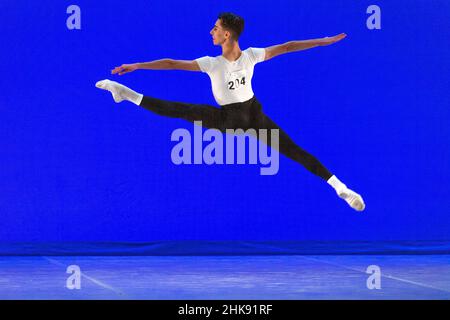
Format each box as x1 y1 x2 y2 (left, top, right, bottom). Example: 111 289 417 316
139 95 333 180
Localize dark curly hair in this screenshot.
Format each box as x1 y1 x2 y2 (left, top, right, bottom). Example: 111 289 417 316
218 12 244 41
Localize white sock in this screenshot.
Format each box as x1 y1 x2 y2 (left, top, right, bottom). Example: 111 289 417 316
327 175 347 194
95 79 143 105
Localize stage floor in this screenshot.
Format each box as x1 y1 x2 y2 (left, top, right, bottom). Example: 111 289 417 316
0 255 449 299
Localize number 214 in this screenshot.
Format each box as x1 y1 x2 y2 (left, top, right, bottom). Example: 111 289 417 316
228 77 246 90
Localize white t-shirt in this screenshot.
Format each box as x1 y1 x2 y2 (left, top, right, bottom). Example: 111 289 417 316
195 47 266 106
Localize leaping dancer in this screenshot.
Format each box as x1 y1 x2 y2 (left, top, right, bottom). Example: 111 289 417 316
96 12 365 211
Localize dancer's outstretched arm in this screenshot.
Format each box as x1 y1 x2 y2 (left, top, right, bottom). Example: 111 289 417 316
111 59 200 75
264 33 347 61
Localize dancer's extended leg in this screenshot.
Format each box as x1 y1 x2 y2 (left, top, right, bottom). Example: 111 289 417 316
139 96 224 129
257 113 365 211
258 113 332 181
95 79 224 129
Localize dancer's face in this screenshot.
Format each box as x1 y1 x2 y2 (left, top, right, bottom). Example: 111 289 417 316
210 19 230 46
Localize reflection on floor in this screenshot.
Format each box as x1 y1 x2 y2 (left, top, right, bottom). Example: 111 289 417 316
0 255 449 299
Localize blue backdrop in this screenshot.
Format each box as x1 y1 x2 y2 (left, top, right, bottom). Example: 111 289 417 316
0 0 449 247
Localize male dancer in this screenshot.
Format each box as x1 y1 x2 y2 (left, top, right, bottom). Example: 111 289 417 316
96 12 365 211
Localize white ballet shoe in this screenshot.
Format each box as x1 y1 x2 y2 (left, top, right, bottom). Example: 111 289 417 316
337 187 366 211
95 79 126 103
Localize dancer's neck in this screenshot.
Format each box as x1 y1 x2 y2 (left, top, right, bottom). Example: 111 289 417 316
221 41 242 62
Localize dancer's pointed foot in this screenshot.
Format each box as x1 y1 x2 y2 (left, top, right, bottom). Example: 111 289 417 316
337 187 366 211
95 79 143 105
95 79 128 103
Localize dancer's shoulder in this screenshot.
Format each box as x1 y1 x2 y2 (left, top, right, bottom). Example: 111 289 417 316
246 47 266 65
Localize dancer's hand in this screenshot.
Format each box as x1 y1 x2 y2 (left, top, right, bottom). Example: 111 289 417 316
111 63 139 75
318 33 347 46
